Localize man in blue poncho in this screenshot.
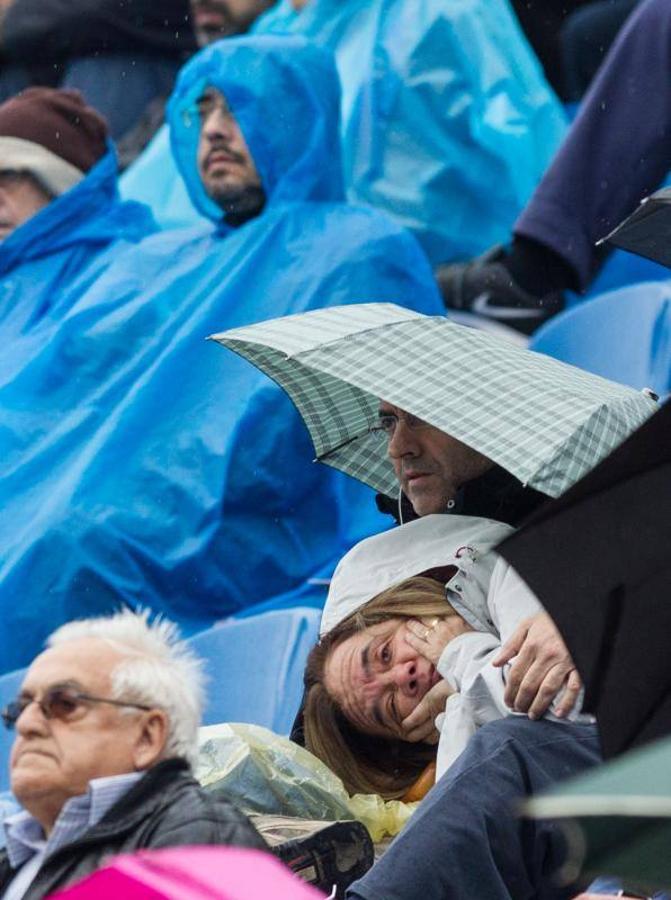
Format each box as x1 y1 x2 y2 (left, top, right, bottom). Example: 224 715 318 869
121 0 567 264
0 35 443 673
0 89 154 362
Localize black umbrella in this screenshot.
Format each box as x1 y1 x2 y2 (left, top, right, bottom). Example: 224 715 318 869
498 400 671 760
600 186 671 268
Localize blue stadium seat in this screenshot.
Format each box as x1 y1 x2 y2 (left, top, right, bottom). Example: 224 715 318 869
0 668 27 793
188 607 320 736
581 249 670 302
530 281 671 396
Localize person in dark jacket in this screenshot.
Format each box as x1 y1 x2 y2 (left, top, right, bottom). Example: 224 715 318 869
0 0 196 138
438 0 671 335
0 610 264 900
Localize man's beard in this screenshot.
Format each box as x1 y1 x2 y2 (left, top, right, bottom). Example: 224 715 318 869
210 183 266 226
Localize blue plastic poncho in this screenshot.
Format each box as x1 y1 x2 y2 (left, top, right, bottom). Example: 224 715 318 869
0 36 443 672
264 0 568 264
121 0 566 263
0 147 154 350
119 124 198 230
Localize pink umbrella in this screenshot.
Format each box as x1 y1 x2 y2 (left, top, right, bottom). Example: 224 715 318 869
49 847 328 899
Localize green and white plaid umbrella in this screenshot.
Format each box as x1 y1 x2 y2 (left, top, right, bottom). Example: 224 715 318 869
525 736 671 893
211 304 657 498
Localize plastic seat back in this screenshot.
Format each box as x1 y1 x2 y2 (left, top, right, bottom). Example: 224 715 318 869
188 608 320 736
0 668 27 794
531 282 671 396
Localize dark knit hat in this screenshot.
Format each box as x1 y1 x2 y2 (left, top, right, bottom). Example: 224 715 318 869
0 88 109 196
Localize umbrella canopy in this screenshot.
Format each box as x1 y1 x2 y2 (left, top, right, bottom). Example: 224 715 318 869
499 401 671 759
211 303 656 499
525 735 671 895
52 846 326 899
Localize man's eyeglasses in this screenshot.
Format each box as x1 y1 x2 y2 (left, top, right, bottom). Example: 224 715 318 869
1 686 152 730
373 411 431 438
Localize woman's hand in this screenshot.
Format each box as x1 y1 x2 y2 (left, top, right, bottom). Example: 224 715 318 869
405 616 474 666
400 679 454 743
400 617 473 743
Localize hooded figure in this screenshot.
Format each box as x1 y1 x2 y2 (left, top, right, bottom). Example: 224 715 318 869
0 88 155 358
121 0 566 265
314 515 591 786
0 36 443 672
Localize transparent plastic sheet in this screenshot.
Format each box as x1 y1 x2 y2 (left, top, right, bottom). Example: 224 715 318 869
196 723 417 843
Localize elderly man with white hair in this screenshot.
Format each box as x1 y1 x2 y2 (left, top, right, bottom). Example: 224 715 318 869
0 610 264 899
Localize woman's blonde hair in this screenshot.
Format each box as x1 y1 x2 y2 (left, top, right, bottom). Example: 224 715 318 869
304 575 460 800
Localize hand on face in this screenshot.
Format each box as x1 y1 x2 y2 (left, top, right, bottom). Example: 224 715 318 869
405 616 474 666
492 611 582 719
400 679 454 744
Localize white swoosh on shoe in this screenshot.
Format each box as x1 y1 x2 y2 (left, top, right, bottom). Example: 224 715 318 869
471 292 546 320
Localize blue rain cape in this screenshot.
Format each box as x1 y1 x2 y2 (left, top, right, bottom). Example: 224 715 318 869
120 0 566 264
0 36 443 672
119 123 197 230
0 147 155 351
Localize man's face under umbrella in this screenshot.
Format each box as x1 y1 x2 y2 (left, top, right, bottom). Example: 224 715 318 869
378 401 493 516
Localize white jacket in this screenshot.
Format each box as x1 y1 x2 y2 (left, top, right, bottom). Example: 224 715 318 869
435 557 592 779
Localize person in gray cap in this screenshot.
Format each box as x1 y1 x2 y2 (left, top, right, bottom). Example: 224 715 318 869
0 86 153 345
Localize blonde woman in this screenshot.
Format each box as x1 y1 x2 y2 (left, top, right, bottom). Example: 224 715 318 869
304 515 589 800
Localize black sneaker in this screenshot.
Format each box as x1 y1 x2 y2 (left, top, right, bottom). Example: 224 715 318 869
436 244 565 337
255 815 374 898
